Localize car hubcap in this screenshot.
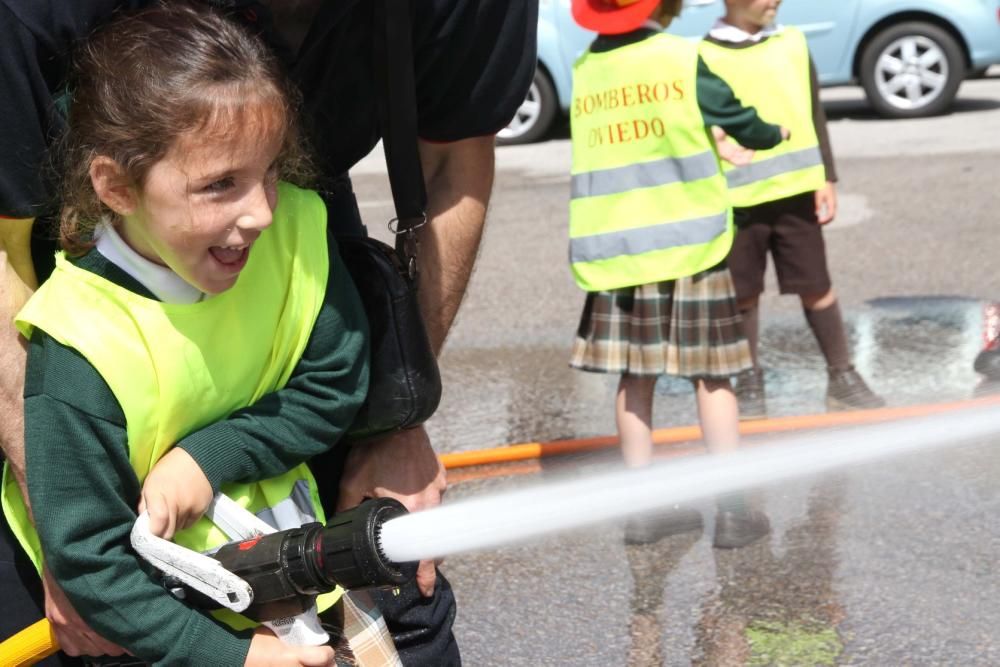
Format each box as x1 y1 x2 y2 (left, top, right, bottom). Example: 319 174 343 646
498 80 542 140
874 35 949 110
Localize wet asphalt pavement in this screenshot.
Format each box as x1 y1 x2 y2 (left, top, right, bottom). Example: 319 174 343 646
349 77 1000 665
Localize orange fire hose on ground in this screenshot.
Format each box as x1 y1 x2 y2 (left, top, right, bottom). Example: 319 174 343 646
3 394 999 665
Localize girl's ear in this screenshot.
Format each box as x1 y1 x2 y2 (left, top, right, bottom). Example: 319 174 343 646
89 157 138 215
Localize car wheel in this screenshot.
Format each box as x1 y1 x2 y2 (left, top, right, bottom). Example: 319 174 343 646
497 67 558 146
859 21 965 118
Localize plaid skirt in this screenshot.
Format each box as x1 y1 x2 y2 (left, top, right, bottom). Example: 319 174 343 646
570 263 752 378
324 591 402 666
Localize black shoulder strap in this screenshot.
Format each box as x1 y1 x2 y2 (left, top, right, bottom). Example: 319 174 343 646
372 0 427 272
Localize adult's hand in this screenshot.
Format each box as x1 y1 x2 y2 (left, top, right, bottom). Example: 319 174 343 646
42 567 128 658
336 426 446 596
815 181 837 224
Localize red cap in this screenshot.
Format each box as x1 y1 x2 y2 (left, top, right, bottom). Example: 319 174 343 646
571 0 662 35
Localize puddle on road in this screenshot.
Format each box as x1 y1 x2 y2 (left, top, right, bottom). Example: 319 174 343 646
438 295 1000 666
429 296 992 455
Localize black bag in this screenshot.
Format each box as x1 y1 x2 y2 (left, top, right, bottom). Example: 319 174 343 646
341 235 441 440
342 0 441 441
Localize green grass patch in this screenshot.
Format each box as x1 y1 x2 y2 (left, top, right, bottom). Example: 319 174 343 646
746 620 842 666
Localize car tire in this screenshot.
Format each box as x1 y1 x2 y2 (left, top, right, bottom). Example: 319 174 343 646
497 67 558 146
859 21 965 118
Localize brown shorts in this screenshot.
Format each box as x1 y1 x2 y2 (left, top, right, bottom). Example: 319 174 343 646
727 191 832 302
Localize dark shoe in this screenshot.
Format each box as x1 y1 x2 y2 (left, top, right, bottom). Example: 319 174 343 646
826 366 885 411
712 509 770 549
735 368 767 421
625 507 703 545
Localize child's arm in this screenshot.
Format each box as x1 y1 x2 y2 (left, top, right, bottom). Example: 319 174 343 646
140 234 369 535
809 57 839 224
166 234 369 496
810 57 837 184
24 334 253 664
696 56 786 150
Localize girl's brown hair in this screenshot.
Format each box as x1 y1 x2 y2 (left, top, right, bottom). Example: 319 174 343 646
59 2 312 255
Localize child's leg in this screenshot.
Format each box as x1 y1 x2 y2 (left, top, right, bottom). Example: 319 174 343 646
693 378 739 455
801 289 885 410
694 377 771 548
801 288 850 371
616 373 657 468
729 205 770 419
620 374 703 544
736 296 760 368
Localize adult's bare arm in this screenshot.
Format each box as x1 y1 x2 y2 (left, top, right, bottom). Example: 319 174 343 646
1 219 126 656
337 136 495 595
412 135 495 355
0 217 37 504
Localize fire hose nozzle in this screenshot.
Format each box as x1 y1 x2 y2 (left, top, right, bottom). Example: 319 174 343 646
208 497 417 615
312 496 416 591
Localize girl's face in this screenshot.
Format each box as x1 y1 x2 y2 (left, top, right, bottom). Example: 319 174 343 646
725 0 781 31
119 109 285 294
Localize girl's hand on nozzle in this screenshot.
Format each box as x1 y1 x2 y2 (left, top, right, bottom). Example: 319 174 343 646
245 627 335 666
138 448 213 540
780 126 792 141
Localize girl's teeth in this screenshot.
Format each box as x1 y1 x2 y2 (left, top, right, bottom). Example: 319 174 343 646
210 245 246 264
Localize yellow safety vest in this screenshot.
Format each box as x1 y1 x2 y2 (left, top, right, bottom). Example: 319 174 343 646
699 28 827 207
569 33 732 292
2 182 341 628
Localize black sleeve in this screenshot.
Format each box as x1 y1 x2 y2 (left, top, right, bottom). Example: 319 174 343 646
0 1 147 219
178 232 369 490
411 0 538 141
0 2 65 219
696 56 784 150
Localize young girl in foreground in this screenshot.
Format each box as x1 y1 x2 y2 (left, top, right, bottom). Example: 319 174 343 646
1 5 379 665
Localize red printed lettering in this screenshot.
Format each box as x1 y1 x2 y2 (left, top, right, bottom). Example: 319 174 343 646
621 85 636 107
636 83 652 105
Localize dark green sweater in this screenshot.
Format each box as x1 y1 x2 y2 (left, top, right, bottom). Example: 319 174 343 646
590 28 784 150
24 234 368 665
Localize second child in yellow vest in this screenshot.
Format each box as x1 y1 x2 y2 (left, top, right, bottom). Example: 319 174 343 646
0 6 396 666
569 0 789 549
700 0 885 418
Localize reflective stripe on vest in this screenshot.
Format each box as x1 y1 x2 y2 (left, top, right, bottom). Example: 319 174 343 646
2 182 342 626
569 33 732 292
699 28 827 207
570 211 728 264
571 151 719 199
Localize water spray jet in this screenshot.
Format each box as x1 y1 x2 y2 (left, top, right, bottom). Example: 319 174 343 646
378 404 1000 563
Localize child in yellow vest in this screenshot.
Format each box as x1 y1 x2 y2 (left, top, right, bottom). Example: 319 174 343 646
699 0 885 419
568 0 788 548
0 5 395 665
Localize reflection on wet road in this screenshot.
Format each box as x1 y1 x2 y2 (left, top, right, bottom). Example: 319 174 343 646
434 297 1000 665
431 296 992 454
